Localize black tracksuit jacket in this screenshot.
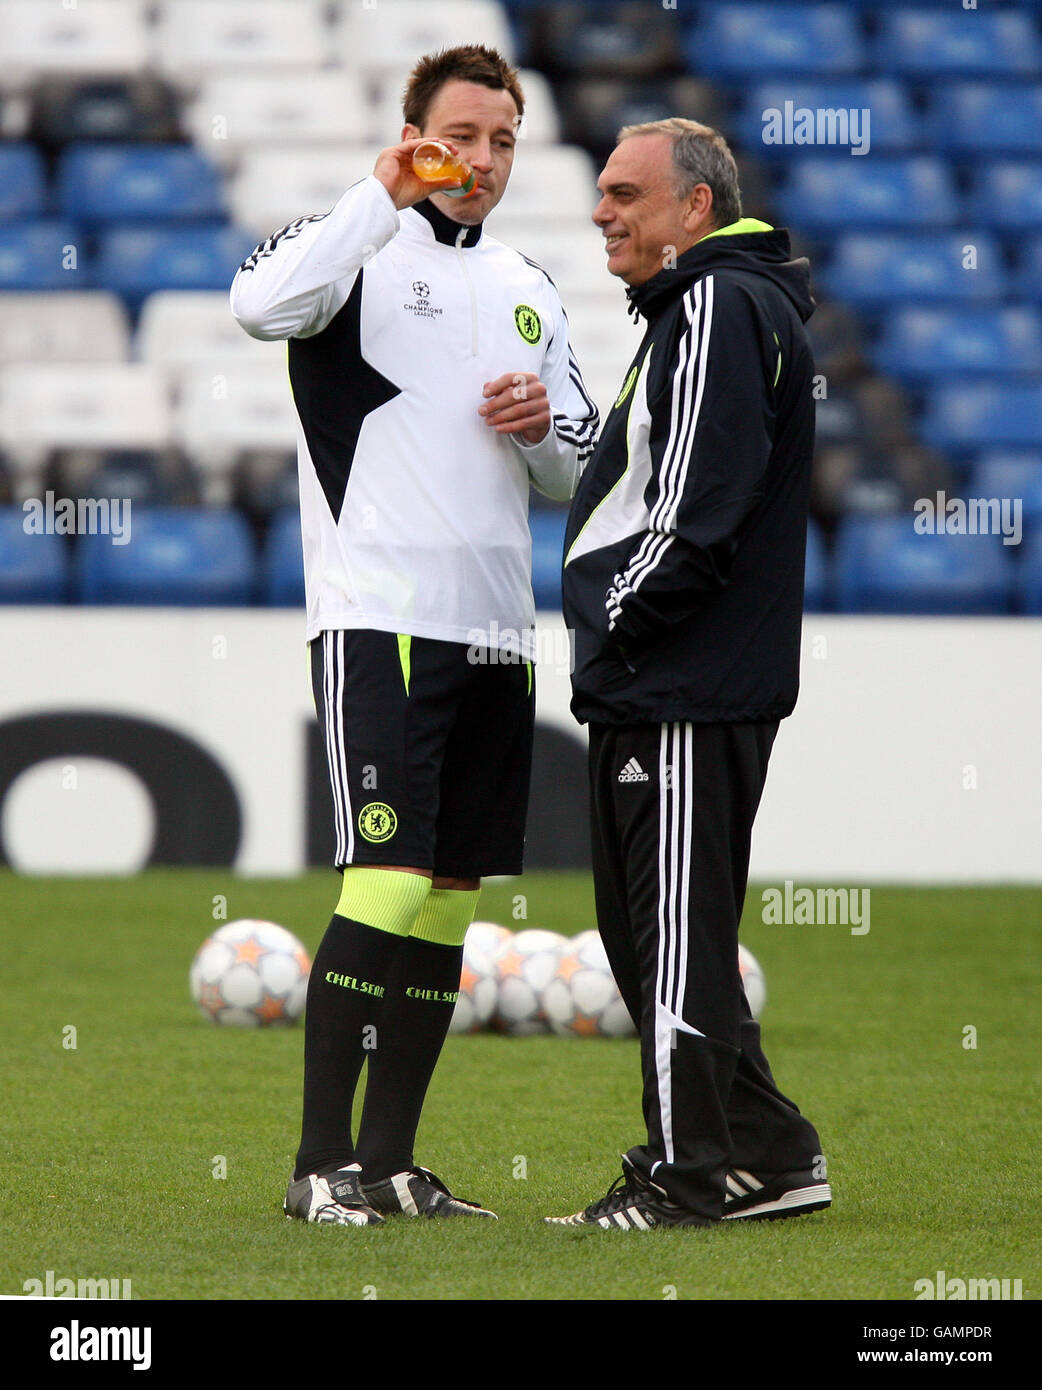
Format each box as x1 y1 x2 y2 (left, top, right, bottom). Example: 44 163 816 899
562 221 816 727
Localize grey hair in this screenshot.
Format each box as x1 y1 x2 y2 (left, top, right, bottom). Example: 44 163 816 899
617 118 742 230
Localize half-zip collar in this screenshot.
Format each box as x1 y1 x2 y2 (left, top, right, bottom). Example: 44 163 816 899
410 197 483 248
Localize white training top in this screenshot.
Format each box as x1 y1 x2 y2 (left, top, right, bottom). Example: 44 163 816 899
230 175 599 658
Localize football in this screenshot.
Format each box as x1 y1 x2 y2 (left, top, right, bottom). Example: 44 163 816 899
738 943 767 1019
190 919 311 1027
492 927 567 1036
449 920 512 1035
542 929 636 1038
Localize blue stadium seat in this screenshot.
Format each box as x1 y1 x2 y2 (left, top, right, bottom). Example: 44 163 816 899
77 507 256 605
820 232 1007 311
57 144 225 227
774 157 958 233
925 83 1042 155
686 4 863 77
0 143 47 219
94 225 259 313
1014 241 1042 305
968 455 1042 539
966 162 1042 232
0 220 89 291
0 507 71 603
920 384 1042 455
530 508 567 611
871 307 1042 383
803 519 829 612
263 507 304 607
835 515 1014 615
873 10 1042 78
737 80 918 158
1016 529 1042 615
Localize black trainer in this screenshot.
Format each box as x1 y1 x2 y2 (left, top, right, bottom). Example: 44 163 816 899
284 1163 384 1226
363 1166 498 1219
722 1166 832 1220
545 1155 717 1229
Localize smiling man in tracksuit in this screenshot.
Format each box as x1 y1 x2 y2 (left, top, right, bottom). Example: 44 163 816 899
549 119 831 1229
231 46 598 1227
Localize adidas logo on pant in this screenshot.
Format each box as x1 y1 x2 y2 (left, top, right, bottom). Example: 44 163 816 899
618 758 649 783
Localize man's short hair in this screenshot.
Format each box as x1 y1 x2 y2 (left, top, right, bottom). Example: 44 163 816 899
403 45 525 131
617 118 742 230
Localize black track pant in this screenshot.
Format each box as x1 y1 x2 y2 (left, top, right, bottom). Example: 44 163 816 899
589 720 822 1220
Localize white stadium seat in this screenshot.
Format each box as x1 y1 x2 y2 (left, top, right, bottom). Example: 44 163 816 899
229 145 384 238
332 0 516 79
0 293 130 365
136 292 276 377
487 144 599 223
0 363 172 495
151 0 331 86
182 72 370 168
172 363 299 502
482 221 611 296
0 0 150 89
561 293 642 374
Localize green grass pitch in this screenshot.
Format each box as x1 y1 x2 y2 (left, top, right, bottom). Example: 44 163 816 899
2 870 1039 1306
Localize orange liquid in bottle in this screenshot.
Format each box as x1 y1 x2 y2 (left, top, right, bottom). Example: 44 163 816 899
411 140 478 199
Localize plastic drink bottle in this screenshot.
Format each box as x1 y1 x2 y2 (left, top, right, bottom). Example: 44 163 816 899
411 140 478 199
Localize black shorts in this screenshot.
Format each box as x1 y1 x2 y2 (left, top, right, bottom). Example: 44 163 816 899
311 629 535 879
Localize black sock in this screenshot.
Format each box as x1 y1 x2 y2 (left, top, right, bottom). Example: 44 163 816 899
354 936 464 1182
293 916 405 1181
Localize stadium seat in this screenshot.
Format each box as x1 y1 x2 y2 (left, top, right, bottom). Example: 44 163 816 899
871 307 1042 383
774 157 959 233
968 455 1042 539
1013 241 1042 305
820 232 1008 311
0 292 129 365
1 0 150 88
924 83 1042 155
0 363 171 495
523 2 685 79
182 73 370 169
94 225 260 313
263 507 305 606
685 4 863 78
0 221 89 292
27 76 183 153
557 76 727 161
484 145 600 224
77 507 257 606
530 508 568 611
151 0 330 82
0 143 47 219
873 9 1042 78
920 384 1042 455
966 162 1042 232
736 80 919 159
136 292 274 376
57 144 226 227
0 506 71 603
172 364 300 503
1015 530 1042 615
334 0 516 79
803 518 829 612
228 146 381 239
835 515 1014 615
